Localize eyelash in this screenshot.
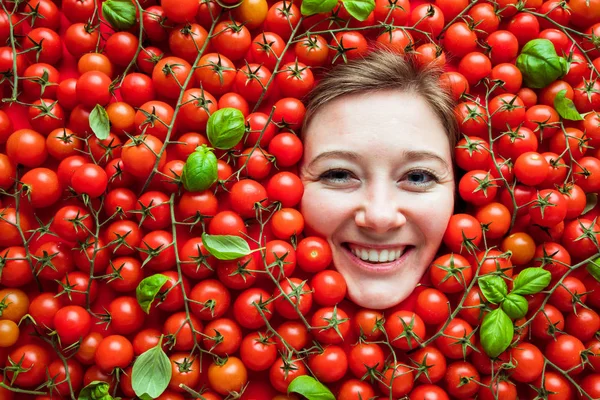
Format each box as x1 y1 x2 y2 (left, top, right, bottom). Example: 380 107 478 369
319 168 441 187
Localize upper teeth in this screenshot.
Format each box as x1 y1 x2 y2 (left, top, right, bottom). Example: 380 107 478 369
348 245 406 263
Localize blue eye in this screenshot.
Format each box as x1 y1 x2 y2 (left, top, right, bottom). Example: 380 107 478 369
406 170 439 186
319 169 353 183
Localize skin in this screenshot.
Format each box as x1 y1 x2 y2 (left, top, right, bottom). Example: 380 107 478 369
299 89 455 310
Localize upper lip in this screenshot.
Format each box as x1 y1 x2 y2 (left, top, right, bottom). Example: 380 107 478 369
343 242 410 250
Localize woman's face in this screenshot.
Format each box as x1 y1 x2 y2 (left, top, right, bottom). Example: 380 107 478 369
300 89 455 310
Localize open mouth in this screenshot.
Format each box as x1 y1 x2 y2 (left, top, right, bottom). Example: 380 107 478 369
341 243 415 266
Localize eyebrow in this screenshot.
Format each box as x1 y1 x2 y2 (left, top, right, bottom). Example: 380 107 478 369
308 149 451 171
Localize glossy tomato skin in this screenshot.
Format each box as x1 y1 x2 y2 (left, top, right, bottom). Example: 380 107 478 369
308 345 348 383
7 129 47 168
435 318 476 359
478 375 518 400
95 335 134 373
190 279 231 321
121 134 166 179
384 310 426 350
0 246 34 288
20 167 61 208
500 342 544 381
71 163 108 198
138 230 176 271
168 353 201 392
562 218 600 261
163 312 202 351
275 320 310 353
202 318 242 356
430 253 473 293
23 27 62 64
264 1 301 40
76 332 103 365
311 270 347 307
545 334 586 375
240 331 278 371
445 361 480 398
48 358 84 396
347 342 385 379
208 356 248 395
269 356 305 393
234 287 274 329
29 292 61 330
337 379 376 400
107 296 145 335
54 305 92 345
179 236 216 280
7 344 51 387
410 346 447 384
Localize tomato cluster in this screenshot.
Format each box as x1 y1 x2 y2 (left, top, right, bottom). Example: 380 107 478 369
1 0 600 399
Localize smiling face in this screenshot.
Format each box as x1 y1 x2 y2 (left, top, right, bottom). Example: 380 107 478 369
299 89 455 310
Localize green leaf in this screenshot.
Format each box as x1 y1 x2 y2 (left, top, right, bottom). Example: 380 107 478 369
201 232 251 260
132 342 171 400
78 381 113 400
102 0 137 30
583 193 598 216
341 0 375 21
478 275 508 304
554 89 583 121
300 0 338 16
136 274 169 314
206 108 246 150
480 308 514 358
587 257 600 283
287 375 335 400
516 39 568 89
502 293 529 319
89 105 110 140
511 268 551 295
181 144 218 192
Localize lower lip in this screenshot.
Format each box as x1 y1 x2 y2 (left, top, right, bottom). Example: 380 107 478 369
342 245 414 274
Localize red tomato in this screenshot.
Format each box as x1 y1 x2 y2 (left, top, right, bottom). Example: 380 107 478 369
7 344 50 387
94 335 134 373
384 310 426 350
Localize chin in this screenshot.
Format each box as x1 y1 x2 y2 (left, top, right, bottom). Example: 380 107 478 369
345 279 415 310
349 293 403 310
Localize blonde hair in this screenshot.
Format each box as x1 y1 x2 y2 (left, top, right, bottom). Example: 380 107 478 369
302 48 460 150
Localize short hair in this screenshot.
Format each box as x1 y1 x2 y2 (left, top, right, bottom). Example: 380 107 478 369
302 48 460 151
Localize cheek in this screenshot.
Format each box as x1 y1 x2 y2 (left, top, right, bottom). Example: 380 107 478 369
417 191 455 245
300 186 346 238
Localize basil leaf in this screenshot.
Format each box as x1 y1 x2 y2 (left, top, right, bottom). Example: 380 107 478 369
136 274 169 314
301 0 338 16
78 381 113 400
341 0 375 21
102 0 137 30
287 375 335 400
583 193 598 216
181 144 218 192
587 256 600 283
502 293 529 319
478 275 508 304
201 232 251 260
480 308 514 358
511 268 551 295
516 39 568 89
554 89 583 121
89 105 110 140
132 342 171 400
206 108 246 150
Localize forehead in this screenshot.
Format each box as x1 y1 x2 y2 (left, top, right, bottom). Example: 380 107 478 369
303 90 451 158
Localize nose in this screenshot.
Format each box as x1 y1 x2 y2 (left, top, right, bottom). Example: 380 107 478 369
354 184 407 233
